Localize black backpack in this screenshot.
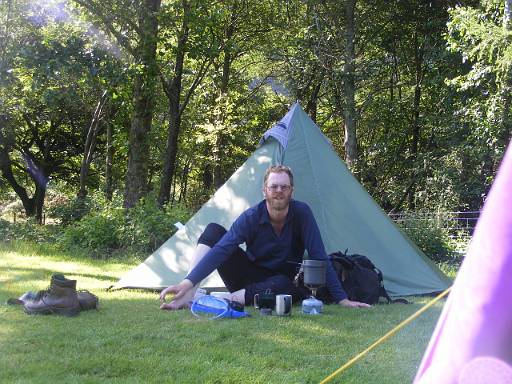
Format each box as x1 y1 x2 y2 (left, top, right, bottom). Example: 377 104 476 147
319 250 409 305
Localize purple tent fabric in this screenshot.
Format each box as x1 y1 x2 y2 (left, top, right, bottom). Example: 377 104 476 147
414 142 512 384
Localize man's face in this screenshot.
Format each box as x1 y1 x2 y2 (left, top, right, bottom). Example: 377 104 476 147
263 171 293 211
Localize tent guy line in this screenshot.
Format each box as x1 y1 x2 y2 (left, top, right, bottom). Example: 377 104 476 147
320 286 452 384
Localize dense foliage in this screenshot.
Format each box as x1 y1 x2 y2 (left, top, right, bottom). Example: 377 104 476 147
0 190 191 257
0 0 509 260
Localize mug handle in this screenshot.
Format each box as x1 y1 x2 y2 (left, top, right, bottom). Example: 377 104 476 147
285 296 292 314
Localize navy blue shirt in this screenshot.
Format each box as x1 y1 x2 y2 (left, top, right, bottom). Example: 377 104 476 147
186 200 347 302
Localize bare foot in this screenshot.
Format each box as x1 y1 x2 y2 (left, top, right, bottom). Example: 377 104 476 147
160 300 191 310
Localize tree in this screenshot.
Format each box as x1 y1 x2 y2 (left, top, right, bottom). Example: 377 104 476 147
440 0 512 209
311 0 359 167
200 0 279 189
74 0 162 208
78 90 109 199
347 0 470 211
0 5 111 221
158 0 285 204
157 0 216 206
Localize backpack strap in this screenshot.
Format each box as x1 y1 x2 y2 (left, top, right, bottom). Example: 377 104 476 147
329 250 355 270
379 283 410 304
372 266 410 304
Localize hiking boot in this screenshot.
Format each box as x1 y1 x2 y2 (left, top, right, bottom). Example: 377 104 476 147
23 274 80 317
7 291 38 306
7 298 24 305
78 290 99 311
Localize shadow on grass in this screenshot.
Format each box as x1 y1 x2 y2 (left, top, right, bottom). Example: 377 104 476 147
0 293 441 383
0 242 442 383
0 241 131 300
3 266 119 283
0 240 140 265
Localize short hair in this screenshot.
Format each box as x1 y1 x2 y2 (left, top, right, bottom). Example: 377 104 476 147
263 165 294 187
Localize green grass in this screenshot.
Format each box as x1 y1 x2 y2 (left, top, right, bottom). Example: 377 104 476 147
0 241 447 383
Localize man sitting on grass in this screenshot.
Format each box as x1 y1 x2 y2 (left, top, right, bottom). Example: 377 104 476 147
160 165 370 310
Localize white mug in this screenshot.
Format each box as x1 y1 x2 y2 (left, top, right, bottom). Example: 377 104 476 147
275 294 292 316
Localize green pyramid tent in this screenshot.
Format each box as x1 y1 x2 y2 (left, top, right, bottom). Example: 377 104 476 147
113 103 449 296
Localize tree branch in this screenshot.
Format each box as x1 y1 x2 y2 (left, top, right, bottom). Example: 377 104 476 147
179 58 214 117
73 0 137 56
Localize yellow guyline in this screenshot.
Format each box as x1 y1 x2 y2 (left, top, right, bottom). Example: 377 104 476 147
319 286 453 384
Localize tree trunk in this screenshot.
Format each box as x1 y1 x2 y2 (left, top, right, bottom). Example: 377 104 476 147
343 0 357 169
407 28 424 210
305 76 323 123
0 121 35 220
1 113 51 224
213 131 225 189
0 154 47 223
123 0 161 208
213 49 233 189
34 184 46 224
78 90 108 199
0 150 33 216
201 161 214 195
157 0 190 207
211 8 237 189
158 104 182 206
104 120 113 201
177 161 190 204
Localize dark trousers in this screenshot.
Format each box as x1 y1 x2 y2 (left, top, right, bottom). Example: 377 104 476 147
197 223 306 305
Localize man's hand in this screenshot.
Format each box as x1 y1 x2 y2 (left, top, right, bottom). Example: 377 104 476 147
338 298 372 308
159 279 194 310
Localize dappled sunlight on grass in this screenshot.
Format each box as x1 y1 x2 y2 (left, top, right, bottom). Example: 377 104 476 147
0 242 138 296
100 290 158 302
0 241 446 383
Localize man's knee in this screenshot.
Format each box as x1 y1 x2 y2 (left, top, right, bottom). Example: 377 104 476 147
197 223 227 248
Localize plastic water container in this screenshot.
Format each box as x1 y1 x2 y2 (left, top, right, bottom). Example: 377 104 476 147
302 296 323 314
210 291 232 300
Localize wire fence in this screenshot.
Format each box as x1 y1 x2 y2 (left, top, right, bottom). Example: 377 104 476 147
388 211 481 237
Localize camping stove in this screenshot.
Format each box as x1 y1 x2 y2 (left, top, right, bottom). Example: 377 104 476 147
301 260 326 314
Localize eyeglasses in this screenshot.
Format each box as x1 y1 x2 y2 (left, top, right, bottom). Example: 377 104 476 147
267 184 292 192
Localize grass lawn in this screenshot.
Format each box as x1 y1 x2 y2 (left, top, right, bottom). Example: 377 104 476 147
0 241 449 383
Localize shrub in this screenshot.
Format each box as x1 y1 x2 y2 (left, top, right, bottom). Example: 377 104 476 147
1 188 192 258
0 217 59 243
397 213 467 266
58 209 123 257
55 194 192 258
119 197 191 253
48 196 95 226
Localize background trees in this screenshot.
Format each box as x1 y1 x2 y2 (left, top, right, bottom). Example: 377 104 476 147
0 0 124 222
1 0 510 225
